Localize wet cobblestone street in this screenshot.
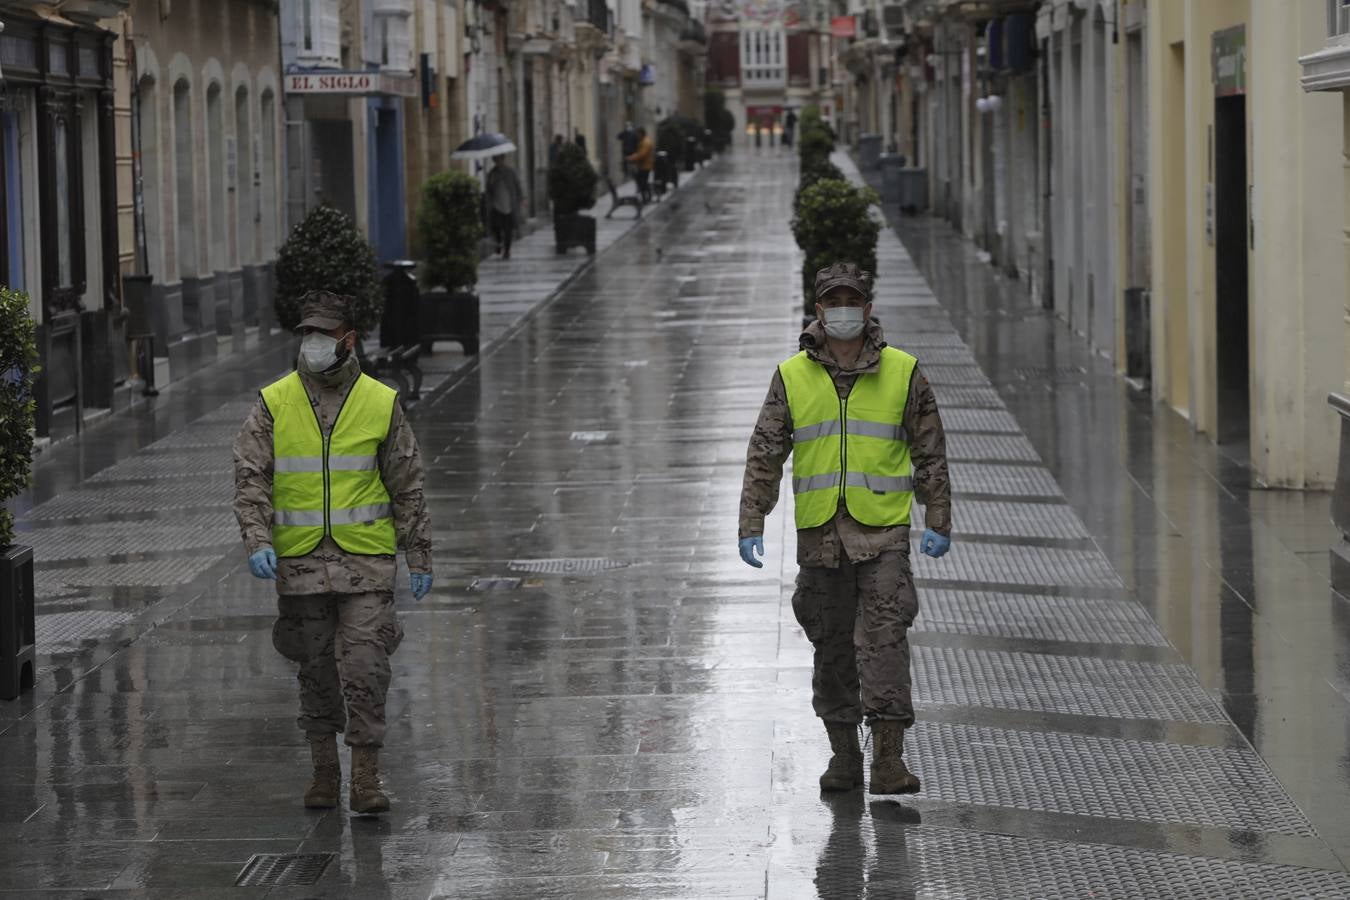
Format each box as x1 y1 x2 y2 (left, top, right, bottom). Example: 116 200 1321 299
5 151 1350 897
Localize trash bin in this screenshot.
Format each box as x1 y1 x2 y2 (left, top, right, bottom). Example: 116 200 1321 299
379 260 419 348
897 168 928 214
879 154 905 205
858 133 883 170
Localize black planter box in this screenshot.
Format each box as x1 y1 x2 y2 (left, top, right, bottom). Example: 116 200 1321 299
554 214 597 256
418 290 480 356
0 544 35 701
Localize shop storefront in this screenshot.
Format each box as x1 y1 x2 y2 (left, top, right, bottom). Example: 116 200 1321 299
284 69 415 262
0 12 121 438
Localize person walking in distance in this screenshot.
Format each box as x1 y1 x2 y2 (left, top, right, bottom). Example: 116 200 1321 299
486 154 524 260
737 262 953 795
627 127 655 203
233 290 433 815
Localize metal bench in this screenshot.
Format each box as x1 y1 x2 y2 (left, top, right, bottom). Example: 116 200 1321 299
605 176 643 219
365 343 424 401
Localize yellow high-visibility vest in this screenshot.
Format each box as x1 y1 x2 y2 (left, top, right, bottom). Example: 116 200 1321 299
260 371 398 557
778 346 917 530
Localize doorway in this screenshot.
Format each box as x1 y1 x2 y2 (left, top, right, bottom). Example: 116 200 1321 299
1213 94 1248 446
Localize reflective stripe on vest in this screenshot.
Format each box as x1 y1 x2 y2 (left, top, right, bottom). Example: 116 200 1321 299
778 346 917 530
260 371 399 557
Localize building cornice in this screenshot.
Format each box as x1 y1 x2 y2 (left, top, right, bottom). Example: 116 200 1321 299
1300 40 1350 92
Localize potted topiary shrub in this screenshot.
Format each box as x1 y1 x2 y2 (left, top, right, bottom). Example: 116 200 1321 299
414 170 485 355
274 204 383 337
0 287 37 700
549 143 599 255
791 178 881 325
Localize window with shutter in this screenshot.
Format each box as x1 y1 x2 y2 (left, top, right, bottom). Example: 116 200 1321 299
421 0 437 71
319 0 341 67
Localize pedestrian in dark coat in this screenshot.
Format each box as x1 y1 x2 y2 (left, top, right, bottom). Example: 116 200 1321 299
485 155 524 260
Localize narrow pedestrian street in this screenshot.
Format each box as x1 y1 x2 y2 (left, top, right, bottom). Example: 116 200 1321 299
4 150 1350 897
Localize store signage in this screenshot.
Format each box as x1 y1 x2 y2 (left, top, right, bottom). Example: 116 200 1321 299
831 16 856 39
284 71 419 98
1212 25 1246 97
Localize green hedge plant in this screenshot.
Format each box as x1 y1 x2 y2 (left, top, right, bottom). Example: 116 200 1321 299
274 205 383 334
657 114 704 167
0 287 38 549
548 143 598 216
415 170 485 292
791 178 881 312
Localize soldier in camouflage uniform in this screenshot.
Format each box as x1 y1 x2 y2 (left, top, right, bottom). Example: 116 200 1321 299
738 262 952 795
233 290 433 815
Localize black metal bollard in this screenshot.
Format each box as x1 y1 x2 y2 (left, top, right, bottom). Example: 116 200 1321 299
380 260 419 349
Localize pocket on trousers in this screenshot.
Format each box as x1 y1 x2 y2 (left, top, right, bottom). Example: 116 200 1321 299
791 570 827 642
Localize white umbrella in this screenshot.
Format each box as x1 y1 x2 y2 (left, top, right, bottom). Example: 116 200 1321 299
451 133 518 160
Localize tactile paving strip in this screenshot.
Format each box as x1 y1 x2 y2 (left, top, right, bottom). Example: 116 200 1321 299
35 554 223 591
917 589 1169 646
941 408 1022 433
23 515 238 561
909 721 1314 835
895 332 969 348
900 826 1350 899
25 479 233 519
913 645 1225 723
191 400 258 424
916 499 1087 540
945 433 1042 463
143 423 243 450
89 452 233 482
917 543 1122 589
919 365 993 387
950 463 1063 497
929 385 1006 409
912 348 978 366
508 558 631 574
35 610 138 648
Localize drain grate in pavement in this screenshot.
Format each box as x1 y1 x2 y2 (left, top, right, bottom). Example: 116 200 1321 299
235 852 333 887
930 386 1005 409
508 558 630 575
469 577 522 592
35 555 224 591
570 431 611 443
921 365 994 387
950 463 1063 498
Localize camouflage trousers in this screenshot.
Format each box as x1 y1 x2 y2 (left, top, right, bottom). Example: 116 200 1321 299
791 549 919 726
272 592 404 747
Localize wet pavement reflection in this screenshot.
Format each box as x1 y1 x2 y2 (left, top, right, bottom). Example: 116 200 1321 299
3 150 1350 896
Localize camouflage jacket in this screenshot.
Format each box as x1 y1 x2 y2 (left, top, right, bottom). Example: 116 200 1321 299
232 354 433 595
738 319 952 568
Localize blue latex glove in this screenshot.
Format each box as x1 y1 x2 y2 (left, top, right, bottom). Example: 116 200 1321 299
249 547 278 580
410 573 433 601
920 529 951 559
738 536 764 569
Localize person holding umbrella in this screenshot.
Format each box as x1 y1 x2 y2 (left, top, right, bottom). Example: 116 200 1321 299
486 155 524 260
451 133 524 261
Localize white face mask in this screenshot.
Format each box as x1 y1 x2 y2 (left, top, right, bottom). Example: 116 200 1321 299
300 332 348 372
821 306 866 340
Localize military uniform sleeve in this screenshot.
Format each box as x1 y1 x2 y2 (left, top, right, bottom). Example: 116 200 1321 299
379 399 433 574
232 396 275 556
739 369 794 540
905 365 952 536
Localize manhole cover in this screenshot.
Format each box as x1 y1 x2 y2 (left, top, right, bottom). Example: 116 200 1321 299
508 558 630 575
235 852 333 887
469 577 522 592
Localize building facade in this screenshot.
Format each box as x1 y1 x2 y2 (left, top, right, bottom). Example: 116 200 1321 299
131 0 284 391
866 0 1343 491
0 1 131 440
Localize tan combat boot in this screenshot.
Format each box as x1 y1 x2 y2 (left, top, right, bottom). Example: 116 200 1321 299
349 746 391 814
303 733 340 809
820 722 865 791
868 720 921 795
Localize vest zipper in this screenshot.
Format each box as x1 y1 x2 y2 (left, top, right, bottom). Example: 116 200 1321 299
838 393 848 506
305 375 358 540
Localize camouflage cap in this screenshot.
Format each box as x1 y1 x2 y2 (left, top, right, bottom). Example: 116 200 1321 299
296 290 354 332
814 262 873 301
